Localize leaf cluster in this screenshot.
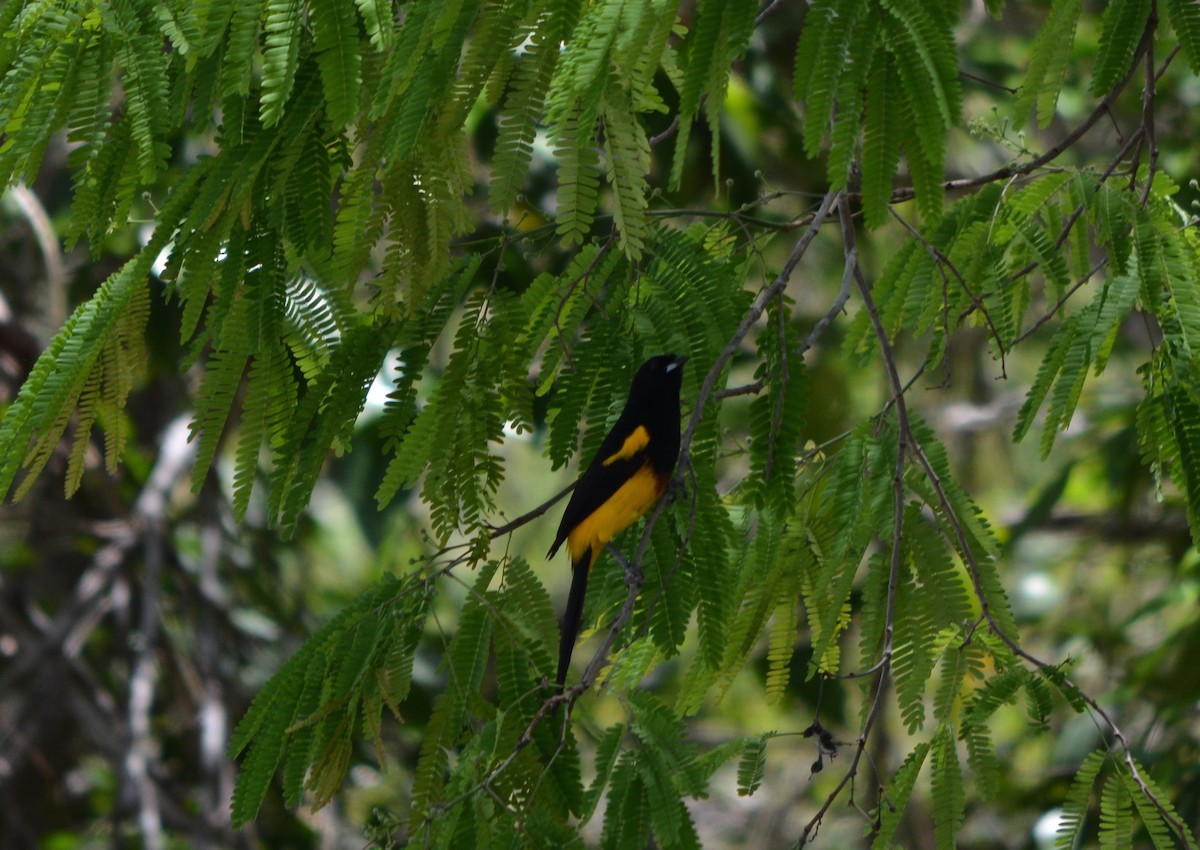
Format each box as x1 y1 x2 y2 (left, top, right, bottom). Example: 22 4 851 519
2 0 1200 848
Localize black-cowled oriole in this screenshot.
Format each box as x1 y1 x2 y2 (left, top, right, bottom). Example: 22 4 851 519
548 354 689 688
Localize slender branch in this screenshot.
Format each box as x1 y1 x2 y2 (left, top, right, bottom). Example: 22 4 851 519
648 114 681 148
6 182 67 333
755 0 785 26
123 416 196 850
960 70 1018 94
798 226 857 357
715 380 765 399
800 195 909 845
647 205 826 233
1011 256 1109 345
487 480 576 539
886 206 1007 377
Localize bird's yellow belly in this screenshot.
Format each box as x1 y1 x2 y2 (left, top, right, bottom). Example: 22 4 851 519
567 463 665 565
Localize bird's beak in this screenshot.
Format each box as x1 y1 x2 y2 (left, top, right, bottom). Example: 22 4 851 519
666 355 689 373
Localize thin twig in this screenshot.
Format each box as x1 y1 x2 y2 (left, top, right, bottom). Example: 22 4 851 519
755 0 785 26
487 480 576 539
887 206 1008 377
1011 256 1108 346
799 196 908 845
960 71 1018 94
648 115 681 148
797 226 857 357
715 380 766 399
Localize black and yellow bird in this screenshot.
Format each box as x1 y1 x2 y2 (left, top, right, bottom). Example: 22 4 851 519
548 354 689 689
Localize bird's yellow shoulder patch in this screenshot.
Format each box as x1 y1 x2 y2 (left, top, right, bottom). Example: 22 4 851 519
602 424 650 466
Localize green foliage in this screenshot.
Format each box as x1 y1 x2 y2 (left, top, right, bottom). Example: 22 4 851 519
861 51 904 228
228 571 430 824
671 0 757 189
375 264 514 540
309 0 362 129
871 742 930 849
489 12 561 216
1057 750 1109 849
1165 0 1200 73
1092 0 1151 96
4 1 1200 848
0 164 203 499
1012 0 1084 129
736 733 769 797
744 297 808 513
1053 751 1200 850
794 0 961 224
1013 270 1140 456
931 722 965 850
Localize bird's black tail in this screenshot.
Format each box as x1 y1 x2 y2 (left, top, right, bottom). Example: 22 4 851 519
556 548 593 690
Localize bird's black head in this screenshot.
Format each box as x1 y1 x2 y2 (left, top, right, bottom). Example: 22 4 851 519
628 354 689 406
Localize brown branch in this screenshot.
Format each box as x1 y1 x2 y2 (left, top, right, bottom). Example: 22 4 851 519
648 114 681 148
1011 256 1108 345
800 195 908 845
798 222 858 357
960 70 1018 94
715 380 766 399
487 480 576 539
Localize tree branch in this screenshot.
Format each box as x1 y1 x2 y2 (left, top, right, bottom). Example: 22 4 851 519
800 194 909 845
